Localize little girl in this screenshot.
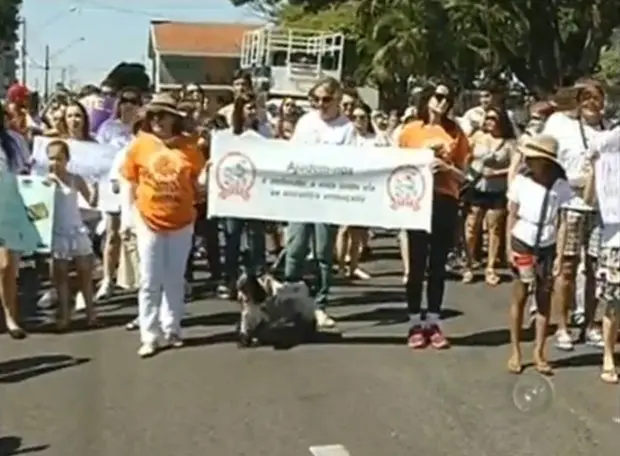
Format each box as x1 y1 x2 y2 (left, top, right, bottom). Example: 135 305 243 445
46 139 98 331
506 134 576 376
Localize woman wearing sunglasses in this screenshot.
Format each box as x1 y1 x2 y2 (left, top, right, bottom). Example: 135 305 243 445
398 83 469 349
461 107 516 286
95 88 142 301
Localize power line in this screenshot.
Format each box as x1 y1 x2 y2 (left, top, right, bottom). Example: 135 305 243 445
73 0 254 17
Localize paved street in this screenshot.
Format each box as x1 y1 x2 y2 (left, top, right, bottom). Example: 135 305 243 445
1 237 619 456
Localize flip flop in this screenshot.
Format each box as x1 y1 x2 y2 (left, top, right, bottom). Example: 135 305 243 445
485 269 501 286
534 361 554 376
600 369 619 384
507 359 523 374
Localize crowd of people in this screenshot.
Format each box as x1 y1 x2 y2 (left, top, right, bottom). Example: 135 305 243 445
0 70 619 385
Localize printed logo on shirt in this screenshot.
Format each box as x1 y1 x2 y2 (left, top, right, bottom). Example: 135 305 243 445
214 151 256 201
386 165 427 211
141 148 184 204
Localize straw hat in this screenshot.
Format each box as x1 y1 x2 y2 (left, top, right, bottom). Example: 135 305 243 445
145 93 185 117
518 134 562 166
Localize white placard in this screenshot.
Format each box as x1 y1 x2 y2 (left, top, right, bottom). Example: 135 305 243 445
31 135 118 211
593 127 620 224
207 132 434 231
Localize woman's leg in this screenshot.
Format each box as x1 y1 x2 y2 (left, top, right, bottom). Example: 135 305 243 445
426 195 459 347
0 248 25 338
204 218 222 282
222 218 244 297
581 254 603 346
74 254 96 325
601 303 619 382
246 221 266 277
96 213 121 300
134 216 166 356
335 226 350 274
347 228 366 278
51 258 71 331
485 208 505 286
398 230 409 284
463 205 484 282
160 224 194 345
405 228 429 348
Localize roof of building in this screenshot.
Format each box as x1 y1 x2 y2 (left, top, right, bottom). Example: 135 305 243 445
149 21 262 56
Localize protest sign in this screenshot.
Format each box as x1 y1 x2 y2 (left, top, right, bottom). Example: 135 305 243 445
207 132 434 231
31 136 118 184
0 172 52 253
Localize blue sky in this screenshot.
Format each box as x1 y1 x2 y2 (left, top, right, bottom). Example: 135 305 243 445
20 0 262 92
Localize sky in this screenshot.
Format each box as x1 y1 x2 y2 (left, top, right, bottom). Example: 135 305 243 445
19 0 262 92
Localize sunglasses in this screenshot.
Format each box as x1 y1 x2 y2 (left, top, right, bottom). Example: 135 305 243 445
120 96 140 105
433 93 450 102
485 115 499 121
353 114 368 121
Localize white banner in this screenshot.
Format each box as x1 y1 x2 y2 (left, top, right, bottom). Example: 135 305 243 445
207 132 434 231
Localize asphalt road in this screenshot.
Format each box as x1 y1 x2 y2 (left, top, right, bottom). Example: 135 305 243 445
1 237 619 456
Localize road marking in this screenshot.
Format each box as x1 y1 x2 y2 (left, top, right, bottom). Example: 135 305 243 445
309 444 351 455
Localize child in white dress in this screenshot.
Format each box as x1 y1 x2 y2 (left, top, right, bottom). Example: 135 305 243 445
46 139 98 331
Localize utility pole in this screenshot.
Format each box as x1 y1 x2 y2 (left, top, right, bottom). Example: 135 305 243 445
43 45 50 101
20 19 27 85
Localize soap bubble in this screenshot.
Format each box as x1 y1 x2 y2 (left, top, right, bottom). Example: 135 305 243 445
512 372 554 414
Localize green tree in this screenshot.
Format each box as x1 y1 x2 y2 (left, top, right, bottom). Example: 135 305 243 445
597 29 620 86
0 0 21 43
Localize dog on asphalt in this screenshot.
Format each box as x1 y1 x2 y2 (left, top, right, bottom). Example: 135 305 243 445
236 273 318 348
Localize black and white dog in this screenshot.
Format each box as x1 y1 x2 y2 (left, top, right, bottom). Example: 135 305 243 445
236 274 317 347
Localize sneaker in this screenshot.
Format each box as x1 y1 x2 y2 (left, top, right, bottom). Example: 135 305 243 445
216 284 231 300
165 333 184 348
585 328 605 349
571 312 585 326
314 309 336 329
125 317 139 331
137 342 157 358
428 324 450 349
37 290 57 309
94 280 113 301
555 329 574 351
407 325 428 349
74 292 86 312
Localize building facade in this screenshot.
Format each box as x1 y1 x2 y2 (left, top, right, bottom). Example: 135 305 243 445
148 21 259 108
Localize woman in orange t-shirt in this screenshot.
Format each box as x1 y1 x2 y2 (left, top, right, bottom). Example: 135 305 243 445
122 93 205 358
398 83 469 350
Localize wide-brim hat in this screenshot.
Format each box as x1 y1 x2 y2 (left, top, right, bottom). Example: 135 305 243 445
518 134 563 167
145 93 185 117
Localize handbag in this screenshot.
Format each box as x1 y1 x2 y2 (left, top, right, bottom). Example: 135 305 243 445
460 139 506 198
116 233 140 290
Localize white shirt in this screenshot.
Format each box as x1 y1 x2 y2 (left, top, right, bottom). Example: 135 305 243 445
508 174 574 248
291 110 355 145
542 112 604 185
588 126 620 248
96 118 133 149
353 131 390 147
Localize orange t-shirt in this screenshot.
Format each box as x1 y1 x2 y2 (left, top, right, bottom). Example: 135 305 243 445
122 132 205 231
398 120 470 199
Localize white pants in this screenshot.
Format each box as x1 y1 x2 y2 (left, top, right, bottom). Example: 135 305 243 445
135 215 193 344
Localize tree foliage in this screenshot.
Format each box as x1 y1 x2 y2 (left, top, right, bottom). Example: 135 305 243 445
0 0 21 43
597 29 620 86
232 0 620 104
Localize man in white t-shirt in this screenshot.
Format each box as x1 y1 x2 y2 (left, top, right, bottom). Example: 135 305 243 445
284 77 355 329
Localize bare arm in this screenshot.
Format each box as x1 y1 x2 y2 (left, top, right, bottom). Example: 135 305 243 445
75 175 97 207
506 201 518 259
555 212 567 265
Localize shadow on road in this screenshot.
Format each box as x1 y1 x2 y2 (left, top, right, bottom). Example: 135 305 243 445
336 305 462 325
449 324 548 347
553 353 604 369
0 354 89 383
0 436 49 455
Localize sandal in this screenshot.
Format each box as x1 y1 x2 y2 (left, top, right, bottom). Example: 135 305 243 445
485 269 501 286
534 360 554 376
600 369 619 384
462 269 474 284
507 358 523 374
